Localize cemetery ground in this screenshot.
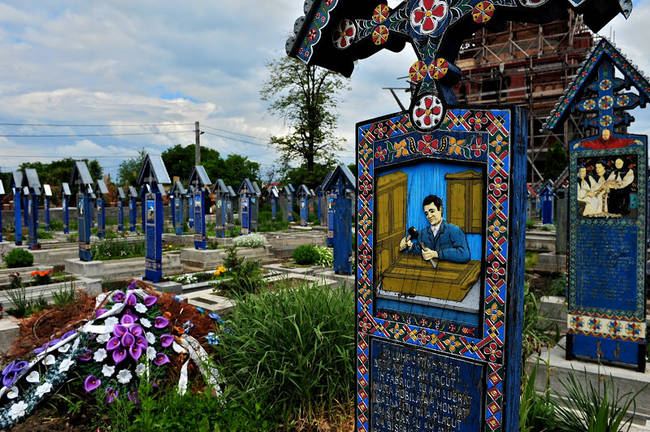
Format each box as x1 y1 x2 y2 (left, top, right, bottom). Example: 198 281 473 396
0 214 648 431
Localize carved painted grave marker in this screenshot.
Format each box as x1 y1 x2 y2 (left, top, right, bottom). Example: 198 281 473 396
188 166 211 249
238 178 255 235
212 179 229 238
268 185 280 220
169 181 186 236
540 184 553 225
43 184 52 231
128 186 138 232
96 179 109 239
62 183 71 234
116 186 126 232
251 180 261 231
24 169 42 250
226 185 236 225
544 38 647 371
71 162 94 261
323 165 355 275
138 154 171 283
297 184 311 226
10 172 23 246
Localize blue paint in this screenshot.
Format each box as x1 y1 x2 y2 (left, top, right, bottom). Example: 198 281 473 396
193 190 207 249
78 194 92 261
572 334 640 365
27 195 38 250
44 197 50 231
299 196 309 226
174 195 184 236
327 194 335 247
144 192 164 282
96 197 106 239
13 189 22 245
375 298 479 327
541 186 553 224
271 197 277 220
380 161 484 260
129 198 137 232
170 195 176 229
117 200 124 232
188 195 194 228
240 197 250 235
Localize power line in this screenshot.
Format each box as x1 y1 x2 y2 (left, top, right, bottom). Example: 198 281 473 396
0 130 194 138
202 131 271 148
201 124 267 141
0 122 193 127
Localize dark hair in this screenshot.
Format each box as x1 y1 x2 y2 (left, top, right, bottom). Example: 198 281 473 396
422 194 442 210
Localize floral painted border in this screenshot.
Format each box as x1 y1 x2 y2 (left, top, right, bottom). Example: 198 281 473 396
567 313 646 342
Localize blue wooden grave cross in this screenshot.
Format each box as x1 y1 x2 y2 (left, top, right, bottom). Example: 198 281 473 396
238 178 255 235
268 185 280 220
188 166 211 249
128 186 138 232
42 184 52 231
169 181 187 236
323 165 355 275
314 185 322 221
251 181 261 232
71 162 94 261
139 185 148 234
0 180 4 242
287 0 631 429
116 186 126 232
96 179 109 239
544 38 648 372
212 179 229 238
137 154 171 283
187 185 195 229
226 185 236 225
62 183 72 234
541 183 554 225
24 169 42 250
297 184 311 226
10 172 23 246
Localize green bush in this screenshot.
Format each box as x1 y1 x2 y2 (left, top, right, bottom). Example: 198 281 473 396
4 248 34 268
215 282 355 424
292 244 319 265
91 239 146 260
49 220 64 231
36 229 54 239
217 246 265 296
313 246 333 267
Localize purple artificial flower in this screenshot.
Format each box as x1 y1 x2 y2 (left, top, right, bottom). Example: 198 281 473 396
96 308 108 319
153 353 170 366
106 337 121 351
113 348 127 364
84 375 101 392
62 330 77 339
154 316 169 329
120 314 135 325
105 387 118 403
77 349 92 362
128 280 137 290
2 371 17 388
160 334 174 348
12 361 28 373
2 361 15 376
32 347 46 355
135 336 148 350
112 291 125 303
113 325 127 338
129 325 143 337
121 332 135 348
129 345 142 361
143 295 158 307
48 338 60 347
125 293 137 307
127 390 140 405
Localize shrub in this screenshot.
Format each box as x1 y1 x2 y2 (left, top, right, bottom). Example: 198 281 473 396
215 282 355 424
232 233 266 248
226 225 241 238
49 220 64 231
37 229 54 239
292 244 319 265
314 246 333 267
217 246 265 296
4 248 34 268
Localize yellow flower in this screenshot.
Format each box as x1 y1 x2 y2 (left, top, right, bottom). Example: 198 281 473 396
394 139 409 157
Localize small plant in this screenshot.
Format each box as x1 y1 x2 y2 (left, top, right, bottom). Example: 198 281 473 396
226 225 242 237
526 220 536 230
91 239 146 261
314 246 334 267
232 233 266 248
49 220 64 231
9 272 22 290
520 360 557 432
36 229 54 239
4 248 34 268
52 283 78 307
292 244 320 265
31 269 53 285
522 284 554 360
217 246 265 296
6 287 47 318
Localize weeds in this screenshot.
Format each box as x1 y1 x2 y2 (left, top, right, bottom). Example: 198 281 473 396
52 283 78 307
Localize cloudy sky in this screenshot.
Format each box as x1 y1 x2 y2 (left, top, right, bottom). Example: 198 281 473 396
0 0 646 181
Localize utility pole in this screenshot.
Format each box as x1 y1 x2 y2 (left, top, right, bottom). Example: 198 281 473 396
195 121 201 165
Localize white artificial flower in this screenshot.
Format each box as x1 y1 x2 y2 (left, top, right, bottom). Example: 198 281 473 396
135 303 147 314
96 293 108 304
146 346 157 361
96 333 110 344
135 363 149 378
43 355 56 366
116 369 132 385
8 401 28 420
104 317 119 327
26 371 40 383
102 364 115 377
93 348 107 362
6 387 19 399
172 342 187 354
140 318 152 328
35 382 53 398
58 358 74 373
58 343 70 353
145 332 156 345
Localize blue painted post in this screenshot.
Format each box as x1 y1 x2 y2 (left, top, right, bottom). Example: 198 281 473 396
22 195 28 229
541 186 553 225
144 188 164 282
240 196 250 235
175 195 184 235
326 193 335 247
193 189 206 249
213 188 226 239
63 196 70 234
97 196 106 239
117 200 124 232
44 196 50 231
333 179 352 274
187 193 194 229
129 197 137 232
13 188 22 245
271 196 277 220
170 194 176 231
140 188 147 233
78 191 92 261
287 191 294 222
27 194 38 250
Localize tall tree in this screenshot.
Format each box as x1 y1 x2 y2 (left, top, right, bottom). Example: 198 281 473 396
117 149 147 186
261 57 349 171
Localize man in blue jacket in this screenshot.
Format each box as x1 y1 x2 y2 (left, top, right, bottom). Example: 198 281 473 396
399 194 470 264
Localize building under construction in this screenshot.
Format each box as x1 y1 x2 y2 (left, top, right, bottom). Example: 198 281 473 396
453 11 595 184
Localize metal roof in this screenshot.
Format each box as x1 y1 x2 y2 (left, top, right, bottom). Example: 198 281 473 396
227 185 236 197
268 185 279 199
10 171 24 189
238 178 254 195
24 168 42 195
188 165 211 187
71 161 94 186
128 186 138 198
0 180 4 195
117 186 126 200
323 165 356 192
170 181 187 196
212 178 228 195
62 182 71 196
43 184 52 197
96 179 109 195
251 181 262 197
137 154 171 186
297 184 311 197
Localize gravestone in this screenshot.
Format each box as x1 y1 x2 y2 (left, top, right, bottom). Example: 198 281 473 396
279 186 291 222
139 185 148 233
268 185 280 220
138 154 171 283
169 181 187 236
238 178 255 235
71 162 94 261
62 183 72 234
250 181 261 232
188 166 211 249
0 180 4 242
319 170 334 227
43 184 52 231
554 187 568 255
314 185 323 221
544 38 647 372
287 0 629 429
187 185 195 229
116 186 126 232
526 184 536 221
323 165 355 275
297 184 311 226
226 185 236 225
212 179 229 238
10 172 23 245
541 184 554 225
24 169 42 250
96 179 109 239
326 191 335 247
128 186 138 232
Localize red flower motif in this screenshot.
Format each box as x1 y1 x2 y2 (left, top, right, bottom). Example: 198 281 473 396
307 28 317 41
471 138 487 157
413 94 443 129
373 122 388 139
417 135 438 154
375 146 387 161
410 0 448 35
483 342 502 362
332 19 356 49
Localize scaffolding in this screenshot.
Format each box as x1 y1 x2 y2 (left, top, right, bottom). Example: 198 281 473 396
453 11 593 184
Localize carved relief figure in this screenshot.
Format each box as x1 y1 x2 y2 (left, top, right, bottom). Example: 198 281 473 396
577 156 637 218
606 157 634 215
398 194 470 265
